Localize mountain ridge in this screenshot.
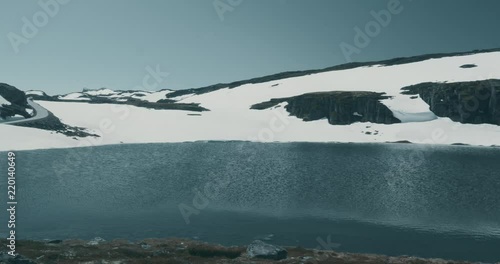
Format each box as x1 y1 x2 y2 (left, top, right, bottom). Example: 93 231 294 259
165 47 500 98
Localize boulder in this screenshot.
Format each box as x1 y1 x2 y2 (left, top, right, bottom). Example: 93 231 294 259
246 240 287 260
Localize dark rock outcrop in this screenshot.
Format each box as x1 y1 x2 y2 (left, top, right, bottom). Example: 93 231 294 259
251 91 401 125
0 104 31 119
12 111 98 138
402 80 500 125
31 92 209 112
0 83 31 119
26 91 55 101
0 83 28 106
460 64 477 69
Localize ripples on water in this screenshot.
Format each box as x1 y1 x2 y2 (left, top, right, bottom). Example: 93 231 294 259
1 142 499 262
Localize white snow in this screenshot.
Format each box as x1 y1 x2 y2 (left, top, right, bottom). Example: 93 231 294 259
170 93 195 102
179 53 500 113
1 51 500 151
26 90 45 96
0 124 79 150
58 93 90 101
26 108 34 116
0 95 11 106
84 88 116 96
380 94 438 122
139 90 173 102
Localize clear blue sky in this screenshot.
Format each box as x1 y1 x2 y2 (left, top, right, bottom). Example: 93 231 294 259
1 0 499 94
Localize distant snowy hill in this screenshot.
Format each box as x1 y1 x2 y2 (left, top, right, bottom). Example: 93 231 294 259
27 88 173 103
1 49 500 151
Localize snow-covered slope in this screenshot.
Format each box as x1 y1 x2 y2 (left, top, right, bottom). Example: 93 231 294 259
2 51 500 151
177 52 499 121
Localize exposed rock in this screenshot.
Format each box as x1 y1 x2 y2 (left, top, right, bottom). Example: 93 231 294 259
0 252 37 264
0 83 28 106
246 240 288 260
156 98 176 104
0 104 31 119
251 91 401 125
402 79 500 125
12 110 98 138
0 83 31 119
25 91 54 101
10 238 485 264
460 64 477 68
31 93 209 112
389 140 413 144
47 240 63 244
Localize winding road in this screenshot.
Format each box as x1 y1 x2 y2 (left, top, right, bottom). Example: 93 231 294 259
0 99 49 125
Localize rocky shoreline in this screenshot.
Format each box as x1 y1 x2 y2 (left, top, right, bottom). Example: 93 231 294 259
1 238 492 264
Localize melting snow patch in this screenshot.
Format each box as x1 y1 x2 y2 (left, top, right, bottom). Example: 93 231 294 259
381 95 437 123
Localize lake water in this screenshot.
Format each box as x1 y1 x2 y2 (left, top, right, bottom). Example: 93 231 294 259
1 142 500 262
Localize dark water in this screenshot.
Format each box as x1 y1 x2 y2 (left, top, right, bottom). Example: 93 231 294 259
1 142 500 262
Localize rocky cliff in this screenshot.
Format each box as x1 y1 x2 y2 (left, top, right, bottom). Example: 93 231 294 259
251 91 401 125
0 83 31 119
402 80 500 125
